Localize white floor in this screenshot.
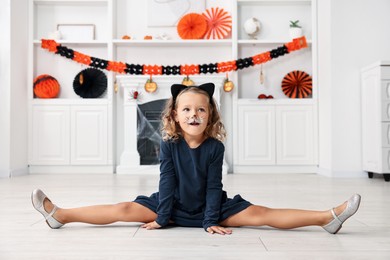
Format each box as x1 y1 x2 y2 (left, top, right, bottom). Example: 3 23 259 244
0 173 389 260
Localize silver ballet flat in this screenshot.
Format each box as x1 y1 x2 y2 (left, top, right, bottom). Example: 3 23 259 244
31 189 63 229
322 194 361 234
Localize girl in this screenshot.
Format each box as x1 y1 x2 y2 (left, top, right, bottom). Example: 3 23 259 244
32 83 361 235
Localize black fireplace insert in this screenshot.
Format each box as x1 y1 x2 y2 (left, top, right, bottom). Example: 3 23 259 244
137 99 167 165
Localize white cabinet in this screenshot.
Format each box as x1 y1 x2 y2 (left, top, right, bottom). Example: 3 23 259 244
276 105 314 165
233 0 317 173
361 61 390 181
28 0 113 174
29 104 110 173
237 105 276 165
236 101 317 173
30 105 70 165
71 106 108 165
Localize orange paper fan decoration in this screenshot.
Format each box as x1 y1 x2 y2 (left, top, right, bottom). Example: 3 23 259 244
202 7 232 39
177 13 208 40
281 70 312 98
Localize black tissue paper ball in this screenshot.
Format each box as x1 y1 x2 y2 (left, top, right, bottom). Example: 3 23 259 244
73 68 107 98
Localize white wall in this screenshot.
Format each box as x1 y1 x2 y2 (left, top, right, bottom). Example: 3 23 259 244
10 0 29 176
0 0 28 178
0 0 11 178
317 0 390 177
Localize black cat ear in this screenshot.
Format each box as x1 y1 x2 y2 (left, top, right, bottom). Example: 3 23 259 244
171 84 188 100
198 82 215 99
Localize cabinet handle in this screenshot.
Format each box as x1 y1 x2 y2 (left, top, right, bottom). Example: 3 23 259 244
388 150 390 169
387 83 390 98
388 125 390 145
388 104 390 119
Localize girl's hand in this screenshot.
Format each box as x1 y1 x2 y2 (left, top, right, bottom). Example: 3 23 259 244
206 226 232 235
142 221 162 230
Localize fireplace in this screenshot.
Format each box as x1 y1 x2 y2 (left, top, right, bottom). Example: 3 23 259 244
137 99 166 165
116 75 227 174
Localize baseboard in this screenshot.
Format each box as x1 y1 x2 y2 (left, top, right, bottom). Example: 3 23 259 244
0 167 29 178
29 165 115 174
316 167 367 178
233 165 318 174
11 167 29 177
0 170 10 178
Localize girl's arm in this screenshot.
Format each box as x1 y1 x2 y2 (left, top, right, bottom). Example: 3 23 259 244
155 141 176 227
203 142 225 231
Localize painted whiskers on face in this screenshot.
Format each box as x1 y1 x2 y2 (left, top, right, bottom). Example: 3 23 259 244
184 116 204 126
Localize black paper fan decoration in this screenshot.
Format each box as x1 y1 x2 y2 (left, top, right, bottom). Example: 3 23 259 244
73 68 107 98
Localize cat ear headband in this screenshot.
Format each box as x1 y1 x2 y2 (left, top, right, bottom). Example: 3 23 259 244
171 82 215 102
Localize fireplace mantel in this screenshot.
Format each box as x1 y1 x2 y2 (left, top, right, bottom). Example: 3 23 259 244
116 75 228 174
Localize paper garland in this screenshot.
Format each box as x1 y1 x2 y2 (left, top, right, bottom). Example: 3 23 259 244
40 37 308 76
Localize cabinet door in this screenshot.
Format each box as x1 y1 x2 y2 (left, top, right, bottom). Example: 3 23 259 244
30 106 70 165
276 106 314 165
71 106 108 165
238 105 276 165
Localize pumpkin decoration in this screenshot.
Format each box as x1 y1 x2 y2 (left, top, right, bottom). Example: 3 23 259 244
182 76 195 86
202 7 232 39
223 75 234 92
144 76 157 93
144 35 153 40
177 13 208 40
73 68 107 98
281 70 312 98
33 74 60 98
122 35 131 40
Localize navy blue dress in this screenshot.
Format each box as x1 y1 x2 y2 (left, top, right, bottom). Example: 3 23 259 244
134 137 251 231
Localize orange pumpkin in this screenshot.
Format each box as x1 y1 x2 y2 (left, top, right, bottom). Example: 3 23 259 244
177 13 208 40
144 35 153 40
33 74 60 98
223 79 234 92
144 78 157 93
182 76 195 86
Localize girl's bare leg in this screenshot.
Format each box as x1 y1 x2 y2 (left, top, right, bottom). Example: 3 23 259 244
220 201 347 229
43 199 157 225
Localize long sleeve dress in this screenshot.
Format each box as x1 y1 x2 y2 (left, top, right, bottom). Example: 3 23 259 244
134 137 251 231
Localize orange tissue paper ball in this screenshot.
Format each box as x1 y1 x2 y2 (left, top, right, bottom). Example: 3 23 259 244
33 74 60 98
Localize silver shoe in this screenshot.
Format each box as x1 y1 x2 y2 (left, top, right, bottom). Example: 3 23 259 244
322 194 361 234
31 189 63 229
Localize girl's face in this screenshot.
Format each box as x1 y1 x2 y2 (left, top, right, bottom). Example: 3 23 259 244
174 91 210 140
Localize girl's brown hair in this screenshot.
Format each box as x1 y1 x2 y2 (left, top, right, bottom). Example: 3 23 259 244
160 87 226 142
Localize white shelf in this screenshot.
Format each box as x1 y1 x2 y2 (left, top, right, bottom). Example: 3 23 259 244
238 98 316 105
31 98 110 105
238 0 311 5
34 0 108 5
113 39 233 47
34 40 109 45
238 39 312 45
